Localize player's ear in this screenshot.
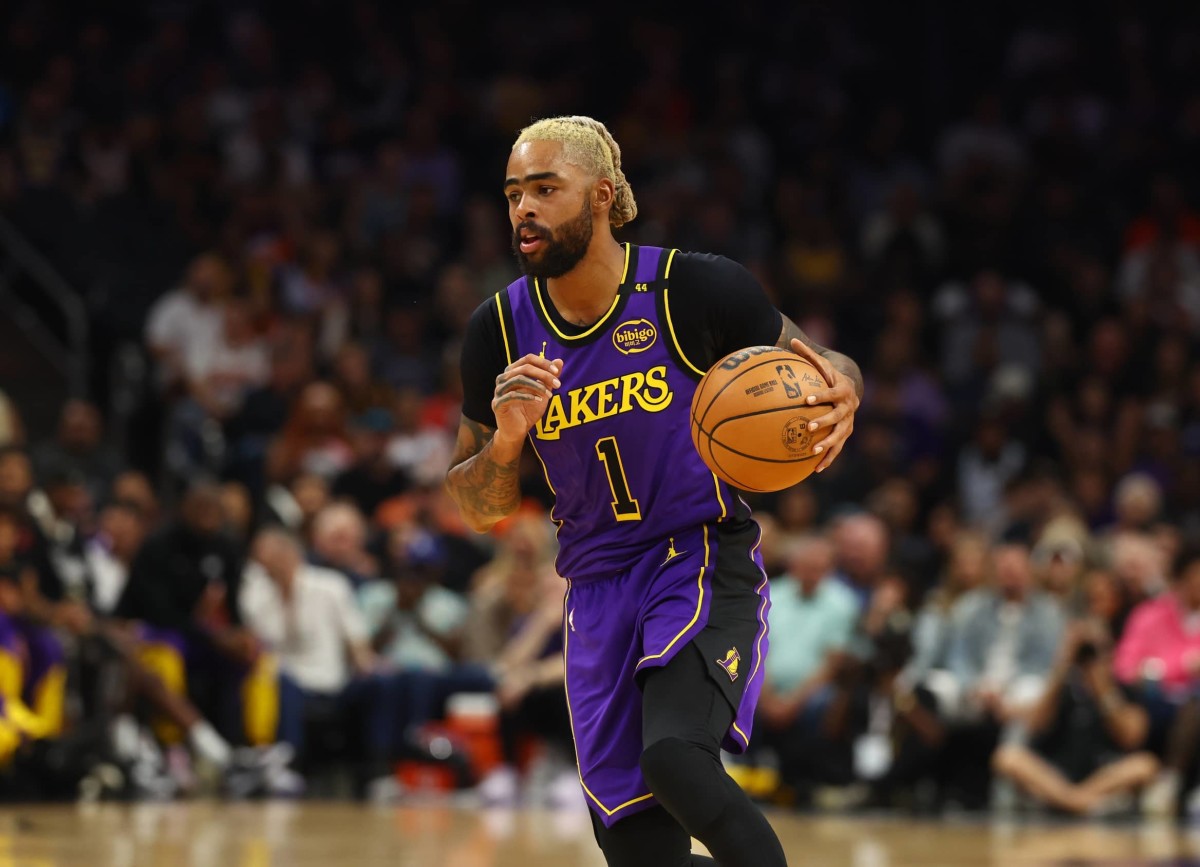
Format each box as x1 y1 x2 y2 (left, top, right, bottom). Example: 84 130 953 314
592 178 615 211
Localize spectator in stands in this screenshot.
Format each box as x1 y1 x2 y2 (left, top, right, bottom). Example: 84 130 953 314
114 480 289 790
31 400 121 505
461 515 570 807
1114 546 1200 817
991 619 1158 816
144 253 234 392
386 387 453 488
360 526 468 675
309 502 378 588
821 630 944 811
224 328 316 496
940 542 1065 808
903 531 990 709
331 408 411 521
240 528 394 799
1110 532 1170 610
330 342 394 418
830 512 891 610
84 499 145 617
753 534 859 797
265 382 353 484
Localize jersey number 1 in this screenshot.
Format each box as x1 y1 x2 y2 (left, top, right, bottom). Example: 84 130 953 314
595 436 642 522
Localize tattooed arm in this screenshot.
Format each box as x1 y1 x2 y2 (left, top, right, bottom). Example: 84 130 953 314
445 352 564 533
776 315 863 473
445 418 525 533
777 315 864 399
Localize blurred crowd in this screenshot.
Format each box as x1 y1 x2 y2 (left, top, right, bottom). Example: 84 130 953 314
1 0 1200 818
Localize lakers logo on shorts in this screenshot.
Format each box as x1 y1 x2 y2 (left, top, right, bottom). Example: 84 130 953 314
716 648 741 681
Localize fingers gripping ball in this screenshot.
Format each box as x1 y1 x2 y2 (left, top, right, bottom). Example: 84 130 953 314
689 346 832 492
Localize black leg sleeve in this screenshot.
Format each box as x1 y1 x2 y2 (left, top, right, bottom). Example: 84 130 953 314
638 642 788 867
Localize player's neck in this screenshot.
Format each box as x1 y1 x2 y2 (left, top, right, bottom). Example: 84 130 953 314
544 238 626 327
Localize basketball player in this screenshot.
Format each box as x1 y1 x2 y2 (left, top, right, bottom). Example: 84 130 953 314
446 116 861 867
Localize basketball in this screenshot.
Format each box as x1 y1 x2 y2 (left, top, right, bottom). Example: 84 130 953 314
689 346 832 492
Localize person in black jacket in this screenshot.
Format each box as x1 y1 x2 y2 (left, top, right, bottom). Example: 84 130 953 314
116 480 277 756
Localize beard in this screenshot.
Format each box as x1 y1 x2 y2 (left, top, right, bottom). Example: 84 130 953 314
511 197 594 279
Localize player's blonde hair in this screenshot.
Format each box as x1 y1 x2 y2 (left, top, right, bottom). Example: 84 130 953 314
515 116 638 229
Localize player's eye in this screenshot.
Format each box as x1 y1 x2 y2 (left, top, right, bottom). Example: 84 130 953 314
506 192 520 203
539 186 555 196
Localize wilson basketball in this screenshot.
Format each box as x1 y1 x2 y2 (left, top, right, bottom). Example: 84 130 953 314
689 346 832 492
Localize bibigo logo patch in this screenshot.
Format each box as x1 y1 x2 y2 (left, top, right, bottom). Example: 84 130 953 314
612 319 657 354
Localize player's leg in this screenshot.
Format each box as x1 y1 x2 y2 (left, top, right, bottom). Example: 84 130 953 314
639 642 787 867
590 806 716 867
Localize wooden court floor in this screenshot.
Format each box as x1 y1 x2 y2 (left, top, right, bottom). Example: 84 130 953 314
0 801 1196 867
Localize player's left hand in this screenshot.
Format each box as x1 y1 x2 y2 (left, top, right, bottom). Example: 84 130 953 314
788 338 859 473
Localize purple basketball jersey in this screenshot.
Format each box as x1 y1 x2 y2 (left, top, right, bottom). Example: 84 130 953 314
499 244 737 580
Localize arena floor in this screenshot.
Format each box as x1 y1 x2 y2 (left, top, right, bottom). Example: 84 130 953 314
0 801 1196 867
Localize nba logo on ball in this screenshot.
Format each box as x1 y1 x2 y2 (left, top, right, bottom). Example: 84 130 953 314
782 416 814 454
612 319 657 354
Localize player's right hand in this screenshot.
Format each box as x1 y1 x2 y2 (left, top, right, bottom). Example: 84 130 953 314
492 353 562 444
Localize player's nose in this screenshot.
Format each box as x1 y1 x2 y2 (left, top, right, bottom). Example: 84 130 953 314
513 193 536 221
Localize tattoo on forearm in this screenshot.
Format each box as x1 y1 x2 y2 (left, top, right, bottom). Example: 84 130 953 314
445 418 522 522
778 319 865 399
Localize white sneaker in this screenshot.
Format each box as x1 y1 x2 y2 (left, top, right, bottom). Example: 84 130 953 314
546 769 584 811
1185 785 1200 822
477 765 520 806
263 764 306 798
366 776 405 805
1142 772 1180 817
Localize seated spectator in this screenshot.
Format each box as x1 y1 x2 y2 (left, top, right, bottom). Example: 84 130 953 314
830 512 891 610
903 531 990 701
114 480 293 792
1032 536 1087 611
359 527 469 675
0 505 66 741
819 631 944 811
265 472 330 541
386 387 453 488
31 400 121 507
309 502 379 588
330 342 394 418
939 542 1065 808
224 331 315 497
461 515 569 806
331 408 412 520
751 534 859 794
992 620 1158 816
265 382 354 485
1110 531 1170 609
144 252 233 393
240 528 393 798
84 499 147 617
1114 546 1200 817
167 297 271 480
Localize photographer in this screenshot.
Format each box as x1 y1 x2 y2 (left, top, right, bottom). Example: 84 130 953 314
991 620 1158 816
820 630 945 810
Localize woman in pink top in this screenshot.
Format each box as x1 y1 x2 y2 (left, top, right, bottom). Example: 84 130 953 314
1113 546 1200 817
1114 547 1200 697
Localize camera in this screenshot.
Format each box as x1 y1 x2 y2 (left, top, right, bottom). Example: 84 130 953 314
1074 640 1099 666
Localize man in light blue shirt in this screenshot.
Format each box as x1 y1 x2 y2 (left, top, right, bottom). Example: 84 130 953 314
756 534 860 788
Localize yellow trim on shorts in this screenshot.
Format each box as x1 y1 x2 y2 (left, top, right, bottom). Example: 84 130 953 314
533 244 630 341
637 525 710 667
562 578 655 817
729 528 772 749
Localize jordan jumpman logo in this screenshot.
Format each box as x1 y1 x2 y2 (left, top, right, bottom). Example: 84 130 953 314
661 537 687 566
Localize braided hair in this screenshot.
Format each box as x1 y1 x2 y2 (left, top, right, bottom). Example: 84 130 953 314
515 116 638 228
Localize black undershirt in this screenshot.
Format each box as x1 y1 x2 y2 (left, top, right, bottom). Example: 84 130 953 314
459 250 783 427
